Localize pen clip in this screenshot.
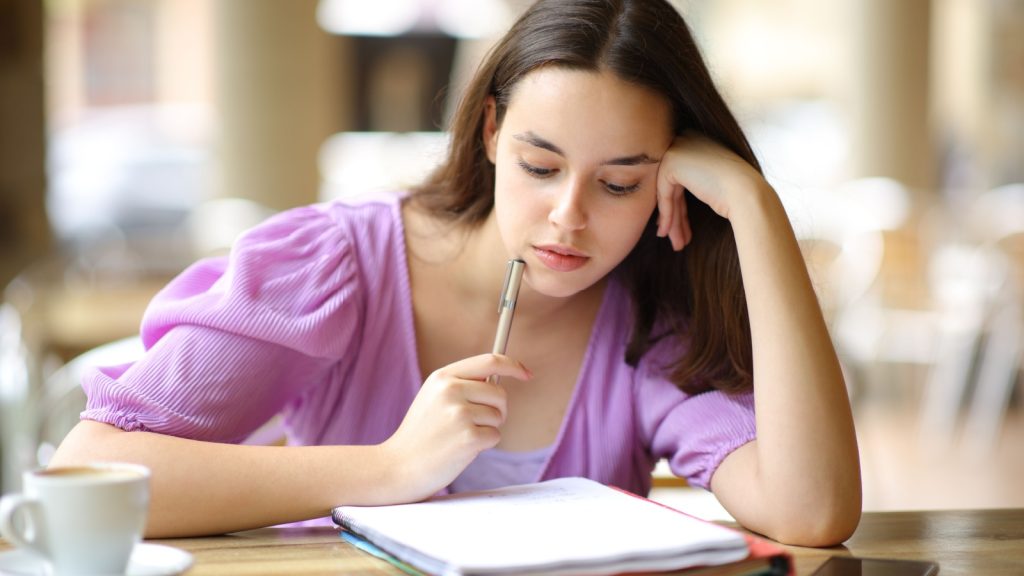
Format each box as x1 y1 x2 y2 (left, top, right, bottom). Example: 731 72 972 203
497 259 525 314
498 261 513 315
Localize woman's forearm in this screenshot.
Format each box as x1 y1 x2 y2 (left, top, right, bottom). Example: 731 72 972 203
50 421 398 538
715 182 861 545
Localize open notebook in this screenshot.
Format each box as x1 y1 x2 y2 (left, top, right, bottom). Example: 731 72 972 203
332 477 791 575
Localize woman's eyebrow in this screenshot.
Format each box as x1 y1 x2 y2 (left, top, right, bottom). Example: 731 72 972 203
512 131 659 166
514 131 563 155
603 153 658 166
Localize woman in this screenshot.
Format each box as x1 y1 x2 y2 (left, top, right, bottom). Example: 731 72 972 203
52 0 861 545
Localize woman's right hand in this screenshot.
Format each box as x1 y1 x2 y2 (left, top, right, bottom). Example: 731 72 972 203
380 354 532 501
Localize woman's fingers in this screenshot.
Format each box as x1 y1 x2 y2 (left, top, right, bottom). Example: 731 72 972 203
434 353 532 384
656 174 692 252
423 353 530 425
458 379 508 421
461 400 506 430
656 182 676 238
671 188 692 251
381 354 532 498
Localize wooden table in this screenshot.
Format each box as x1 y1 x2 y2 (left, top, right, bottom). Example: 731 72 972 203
3 509 1022 574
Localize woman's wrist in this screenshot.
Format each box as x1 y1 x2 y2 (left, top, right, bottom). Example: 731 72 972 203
320 442 408 507
362 441 408 504
724 176 783 229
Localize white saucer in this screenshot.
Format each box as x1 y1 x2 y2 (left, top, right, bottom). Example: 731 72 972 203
0 543 193 576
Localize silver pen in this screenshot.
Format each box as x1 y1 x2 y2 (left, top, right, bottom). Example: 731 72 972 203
489 258 525 384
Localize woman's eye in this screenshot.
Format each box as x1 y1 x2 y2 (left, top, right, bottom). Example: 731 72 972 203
604 181 641 196
517 159 554 178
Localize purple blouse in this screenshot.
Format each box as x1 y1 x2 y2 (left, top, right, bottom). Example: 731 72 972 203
81 194 756 494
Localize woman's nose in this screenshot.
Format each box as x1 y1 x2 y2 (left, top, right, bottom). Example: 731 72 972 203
548 178 587 231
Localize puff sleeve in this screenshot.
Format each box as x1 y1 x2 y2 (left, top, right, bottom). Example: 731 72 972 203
80 203 363 443
634 339 757 490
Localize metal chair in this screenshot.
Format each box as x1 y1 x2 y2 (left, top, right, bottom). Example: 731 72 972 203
919 183 1024 453
960 184 1024 452
1 301 34 493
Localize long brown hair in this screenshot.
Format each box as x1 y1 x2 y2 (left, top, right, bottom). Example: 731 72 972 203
410 0 756 394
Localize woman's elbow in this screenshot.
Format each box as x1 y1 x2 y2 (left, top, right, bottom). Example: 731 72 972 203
769 497 862 547
49 420 127 467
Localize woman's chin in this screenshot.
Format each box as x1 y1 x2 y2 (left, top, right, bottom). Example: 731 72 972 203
523 271 601 301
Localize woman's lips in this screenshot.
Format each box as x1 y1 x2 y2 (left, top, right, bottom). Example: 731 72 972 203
533 245 589 272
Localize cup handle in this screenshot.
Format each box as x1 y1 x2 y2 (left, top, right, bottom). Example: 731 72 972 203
0 494 47 555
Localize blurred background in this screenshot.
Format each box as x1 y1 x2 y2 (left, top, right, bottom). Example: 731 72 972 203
1 0 1022 513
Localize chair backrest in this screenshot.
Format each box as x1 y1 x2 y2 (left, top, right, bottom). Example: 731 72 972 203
966 183 1024 245
35 336 145 467
782 177 912 323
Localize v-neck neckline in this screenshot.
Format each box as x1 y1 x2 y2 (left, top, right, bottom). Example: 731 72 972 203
391 198 617 481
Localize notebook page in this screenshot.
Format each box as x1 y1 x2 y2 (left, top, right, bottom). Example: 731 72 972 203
336 477 748 574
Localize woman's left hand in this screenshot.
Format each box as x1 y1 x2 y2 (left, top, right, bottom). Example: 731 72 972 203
655 133 767 251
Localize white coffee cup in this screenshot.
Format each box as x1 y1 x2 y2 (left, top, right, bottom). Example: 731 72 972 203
0 462 150 575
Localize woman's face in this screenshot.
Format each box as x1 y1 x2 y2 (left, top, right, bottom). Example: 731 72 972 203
485 67 674 298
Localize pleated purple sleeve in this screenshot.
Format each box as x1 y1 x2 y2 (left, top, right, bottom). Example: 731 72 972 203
80 203 363 443
634 338 757 490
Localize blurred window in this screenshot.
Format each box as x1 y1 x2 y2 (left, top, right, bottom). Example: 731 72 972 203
45 0 215 277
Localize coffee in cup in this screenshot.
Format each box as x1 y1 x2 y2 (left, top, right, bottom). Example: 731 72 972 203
0 462 150 575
